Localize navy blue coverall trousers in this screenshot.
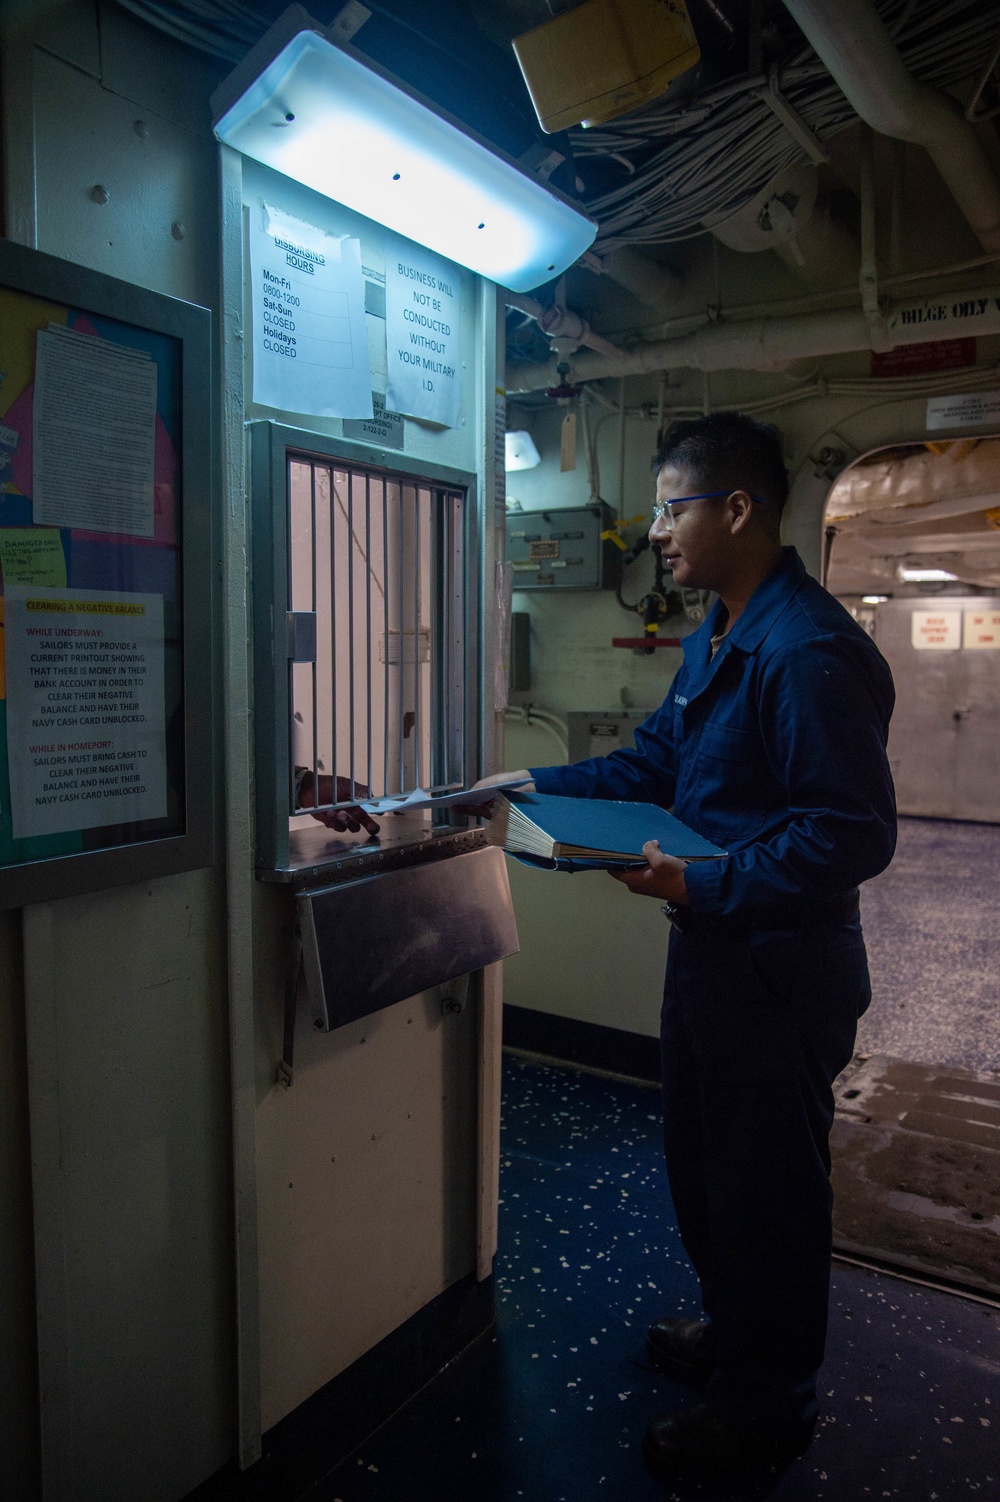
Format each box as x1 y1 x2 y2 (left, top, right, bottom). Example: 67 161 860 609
530 548 897 1436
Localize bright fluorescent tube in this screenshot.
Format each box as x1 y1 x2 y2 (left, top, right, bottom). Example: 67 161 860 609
898 567 959 582
212 12 597 293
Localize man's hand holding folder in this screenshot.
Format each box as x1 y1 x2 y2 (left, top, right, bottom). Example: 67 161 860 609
610 839 689 904
476 784 726 890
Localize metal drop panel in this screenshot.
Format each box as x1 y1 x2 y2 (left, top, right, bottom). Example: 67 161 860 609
298 845 519 1031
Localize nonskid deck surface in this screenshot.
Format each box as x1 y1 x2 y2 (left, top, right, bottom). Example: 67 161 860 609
313 1055 1000 1502
858 816 1000 1075
829 816 1000 1298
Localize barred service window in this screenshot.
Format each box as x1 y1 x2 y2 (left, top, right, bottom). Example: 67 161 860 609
250 424 478 878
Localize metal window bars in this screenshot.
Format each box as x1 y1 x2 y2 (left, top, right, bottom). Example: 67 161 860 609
286 451 468 824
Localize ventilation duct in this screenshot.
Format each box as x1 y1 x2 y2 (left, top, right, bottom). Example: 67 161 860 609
781 0 1000 252
705 161 858 286
583 246 684 308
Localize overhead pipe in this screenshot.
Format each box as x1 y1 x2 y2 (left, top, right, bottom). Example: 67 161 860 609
505 284 1000 393
780 0 1000 252
505 291 625 360
772 202 859 286
581 246 684 309
858 123 892 351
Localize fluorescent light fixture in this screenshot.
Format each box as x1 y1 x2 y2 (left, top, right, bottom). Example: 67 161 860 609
505 430 541 471
212 7 597 293
861 595 888 604
897 566 959 582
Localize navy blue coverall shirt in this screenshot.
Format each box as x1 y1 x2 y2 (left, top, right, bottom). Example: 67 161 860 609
528 547 897 1436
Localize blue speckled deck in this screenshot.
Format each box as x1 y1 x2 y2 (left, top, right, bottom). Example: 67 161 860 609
858 817 1000 1072
310 1054 1000 1502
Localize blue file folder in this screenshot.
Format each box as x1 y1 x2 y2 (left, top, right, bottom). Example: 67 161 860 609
490 791 728 872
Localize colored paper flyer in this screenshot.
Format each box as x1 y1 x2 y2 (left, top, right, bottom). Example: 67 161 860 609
0 527 67 588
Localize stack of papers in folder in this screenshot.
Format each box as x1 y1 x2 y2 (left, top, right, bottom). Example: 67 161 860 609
486 791 727 870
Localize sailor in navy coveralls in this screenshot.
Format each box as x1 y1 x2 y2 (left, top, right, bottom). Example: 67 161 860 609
476 413 896 1480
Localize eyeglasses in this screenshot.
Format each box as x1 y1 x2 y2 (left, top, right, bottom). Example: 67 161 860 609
651 490 765 528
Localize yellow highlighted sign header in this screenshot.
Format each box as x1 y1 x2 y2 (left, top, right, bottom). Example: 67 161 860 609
25 599 146 616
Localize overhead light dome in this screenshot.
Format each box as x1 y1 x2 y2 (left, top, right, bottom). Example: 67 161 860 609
212 7 597 293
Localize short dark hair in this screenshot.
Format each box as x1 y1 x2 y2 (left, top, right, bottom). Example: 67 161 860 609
652 412 789 513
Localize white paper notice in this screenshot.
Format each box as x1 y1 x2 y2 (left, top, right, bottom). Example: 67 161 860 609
33 326 157 537
963 609 1000 649
360 777 531 815
250 203 372 419
385 235 462 428
926 390 1000 431
911 609 961 650
3 586 167 837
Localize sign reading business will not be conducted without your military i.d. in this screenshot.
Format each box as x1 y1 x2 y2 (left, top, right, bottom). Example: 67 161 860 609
385 235 462 429
3 586 167 839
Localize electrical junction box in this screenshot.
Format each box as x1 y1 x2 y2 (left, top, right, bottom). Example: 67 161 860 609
506 503 618 590
512 0 701 134
566 710 646 763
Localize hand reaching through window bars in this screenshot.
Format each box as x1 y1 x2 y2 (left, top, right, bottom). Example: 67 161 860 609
294 768 381 837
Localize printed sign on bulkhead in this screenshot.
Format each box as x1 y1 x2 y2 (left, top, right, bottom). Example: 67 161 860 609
385 235 462 428
3 585 167 838
249 203 372 419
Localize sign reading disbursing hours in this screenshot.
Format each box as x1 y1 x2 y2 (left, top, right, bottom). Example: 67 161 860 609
3 586 167 838
385 235 461 428
249 203 372 419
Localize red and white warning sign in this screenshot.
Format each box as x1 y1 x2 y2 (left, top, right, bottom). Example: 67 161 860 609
963 609 1000 650
911 610 961 649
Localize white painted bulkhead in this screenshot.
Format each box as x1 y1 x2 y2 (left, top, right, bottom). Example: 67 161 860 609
1 9 234 1499
1 2 505 1496
226 151 505 1432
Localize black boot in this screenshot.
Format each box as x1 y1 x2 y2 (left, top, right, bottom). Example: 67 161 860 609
643 1402 814 1481
645 1317 715 1387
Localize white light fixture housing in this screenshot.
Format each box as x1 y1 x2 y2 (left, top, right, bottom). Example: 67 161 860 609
861 595 889 604
211 5 597 293
505 430 541 471
897 566 959 583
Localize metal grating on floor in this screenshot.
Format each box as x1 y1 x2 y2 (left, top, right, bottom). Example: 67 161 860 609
832 1053 1000 1300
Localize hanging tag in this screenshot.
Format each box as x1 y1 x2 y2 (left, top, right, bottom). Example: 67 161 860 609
560 410 577 472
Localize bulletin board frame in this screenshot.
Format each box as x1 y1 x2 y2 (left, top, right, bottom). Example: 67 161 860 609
0 238 214 909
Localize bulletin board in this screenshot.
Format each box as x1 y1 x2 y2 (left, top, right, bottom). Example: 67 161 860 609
0 239 213 908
